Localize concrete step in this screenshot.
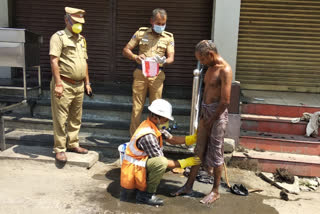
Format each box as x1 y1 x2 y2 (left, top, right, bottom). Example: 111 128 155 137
240 130 320 156
40 90 192 109
29 97 191 125
33 106 191 126
231 150 320 177
3 116 189 136
241 114 317 135
4 116 130 137
0 145 99 168
4 129 193 158
241 103 319 118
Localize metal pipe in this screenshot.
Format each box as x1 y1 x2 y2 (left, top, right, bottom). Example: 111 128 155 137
37 65 42 96
0 114 4 151
189 62 202 135
0 100 27 114
23 66 27 100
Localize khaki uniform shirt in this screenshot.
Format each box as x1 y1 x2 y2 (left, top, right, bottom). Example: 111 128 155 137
128 27 174 58
49 28 88 81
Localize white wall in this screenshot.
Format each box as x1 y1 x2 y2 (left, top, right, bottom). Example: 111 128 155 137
0 0 8 27
212 0 241 81
0 0 10 78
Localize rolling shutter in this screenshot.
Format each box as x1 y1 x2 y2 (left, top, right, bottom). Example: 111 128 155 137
14 0 112 82
14 0 213 86
236 0 320 93
114 0 213 86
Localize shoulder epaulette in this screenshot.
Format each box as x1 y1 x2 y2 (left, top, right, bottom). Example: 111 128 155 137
56 30 65 36
81 35 87 48
163 31 173 37
138 27 148 31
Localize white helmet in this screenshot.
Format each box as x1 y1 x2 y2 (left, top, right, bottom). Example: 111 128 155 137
148 99 174 121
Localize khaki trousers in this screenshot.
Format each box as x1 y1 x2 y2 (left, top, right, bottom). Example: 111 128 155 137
51 79 84 153
130 69 165 136
146 156 168 193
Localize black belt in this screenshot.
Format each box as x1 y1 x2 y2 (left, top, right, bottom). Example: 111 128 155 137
136 64 164 70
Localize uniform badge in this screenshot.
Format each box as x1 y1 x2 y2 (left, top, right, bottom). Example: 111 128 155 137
132 34 136 39
170 41 175 46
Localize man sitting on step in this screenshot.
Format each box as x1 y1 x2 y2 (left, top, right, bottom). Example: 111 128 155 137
120 99 200 206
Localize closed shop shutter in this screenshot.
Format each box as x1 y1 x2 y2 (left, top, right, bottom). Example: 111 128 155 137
114 0 213 86
14 0 112 82
14 0 212 86
236 0 320 93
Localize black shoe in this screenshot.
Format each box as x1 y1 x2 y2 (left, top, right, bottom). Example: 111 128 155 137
136 191 164 206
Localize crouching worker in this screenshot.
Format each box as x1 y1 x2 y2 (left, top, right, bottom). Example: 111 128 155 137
120 99 200 206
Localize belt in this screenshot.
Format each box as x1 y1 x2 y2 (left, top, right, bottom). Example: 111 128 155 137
60 75 83 85
136 64 164 70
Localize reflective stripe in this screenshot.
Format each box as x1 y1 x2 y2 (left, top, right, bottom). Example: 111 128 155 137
128 126 155 156
124 154 146 167
128 141 146 156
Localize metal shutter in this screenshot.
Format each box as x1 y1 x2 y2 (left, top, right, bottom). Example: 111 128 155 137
114 0 213 86
14 0 212 86
14 0 112 82
236 0 320 93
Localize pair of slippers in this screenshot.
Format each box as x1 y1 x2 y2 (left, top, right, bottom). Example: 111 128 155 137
169 184 250 197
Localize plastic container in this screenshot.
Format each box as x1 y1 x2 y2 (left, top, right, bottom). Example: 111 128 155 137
118 142 129 166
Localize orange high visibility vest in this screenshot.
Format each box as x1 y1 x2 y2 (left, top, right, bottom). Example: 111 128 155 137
120 118 163 191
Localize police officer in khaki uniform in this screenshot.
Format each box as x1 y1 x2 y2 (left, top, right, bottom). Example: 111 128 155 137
123 8 175 136
49 7 92 162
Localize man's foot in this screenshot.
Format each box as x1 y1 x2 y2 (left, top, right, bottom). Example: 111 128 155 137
68 147 88 154
55 152 67 162
136 191 164 206
200 191 220 204
170 185 193 197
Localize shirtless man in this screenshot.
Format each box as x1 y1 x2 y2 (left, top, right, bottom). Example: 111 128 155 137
171 40 232 204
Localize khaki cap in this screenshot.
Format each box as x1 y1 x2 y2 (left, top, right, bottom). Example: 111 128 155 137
65 7 85 24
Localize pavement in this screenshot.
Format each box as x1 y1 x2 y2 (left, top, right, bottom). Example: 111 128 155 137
0 150 319 214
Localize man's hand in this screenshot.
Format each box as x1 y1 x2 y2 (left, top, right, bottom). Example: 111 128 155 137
177 157 201 169
85 84 93 97
154 55 166 64
54 84 64 98
134 54 146 64
185 130 197 146
160 129 173 140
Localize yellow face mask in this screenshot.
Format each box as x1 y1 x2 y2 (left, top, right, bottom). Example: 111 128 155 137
72 23 83 34
68 15 83 34
157 120 169 130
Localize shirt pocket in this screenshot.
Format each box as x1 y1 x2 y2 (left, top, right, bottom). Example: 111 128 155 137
62 41 77 58
156 42 167 55
139 39 150 53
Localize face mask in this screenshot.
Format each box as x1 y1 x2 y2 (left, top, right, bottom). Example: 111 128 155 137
153 24 166 34
72 23 83 34
68 16 83 34
157 118 169 130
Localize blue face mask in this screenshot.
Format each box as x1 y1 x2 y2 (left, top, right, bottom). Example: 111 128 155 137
153 24 166 34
